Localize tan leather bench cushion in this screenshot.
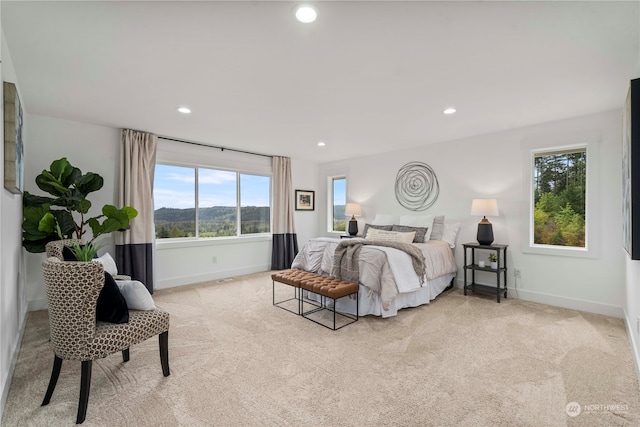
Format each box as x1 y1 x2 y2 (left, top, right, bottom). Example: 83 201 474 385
272 270 319 287
273 270 358 300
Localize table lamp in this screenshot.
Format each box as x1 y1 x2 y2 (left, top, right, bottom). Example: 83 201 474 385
470 198 499 245
345 203 362 236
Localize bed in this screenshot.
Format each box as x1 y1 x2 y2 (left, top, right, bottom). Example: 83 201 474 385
290 214 460 318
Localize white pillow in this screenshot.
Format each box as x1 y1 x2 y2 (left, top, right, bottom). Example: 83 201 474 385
93 252 118 276
365 228 416 244
115 280 156 310
442 223 461 248
372 214 398 225
399 214 435 240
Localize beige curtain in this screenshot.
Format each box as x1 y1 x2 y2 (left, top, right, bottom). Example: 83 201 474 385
271 156 298 269
115 129 157 292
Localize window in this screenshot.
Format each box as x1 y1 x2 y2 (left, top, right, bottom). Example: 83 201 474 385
154 164 270 239
330 176 346 232
154 165 196 238
532 147 586 249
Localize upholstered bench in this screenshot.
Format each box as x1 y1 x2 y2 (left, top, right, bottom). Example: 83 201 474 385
272 270 359 330
271 269 317 315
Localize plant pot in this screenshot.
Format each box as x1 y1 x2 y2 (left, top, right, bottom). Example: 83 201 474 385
490 261 498 269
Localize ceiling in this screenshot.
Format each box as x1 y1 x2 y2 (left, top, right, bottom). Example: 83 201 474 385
2 1 639 163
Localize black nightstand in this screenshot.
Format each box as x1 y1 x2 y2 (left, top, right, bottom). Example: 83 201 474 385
340 234 361 239
462 242 508 303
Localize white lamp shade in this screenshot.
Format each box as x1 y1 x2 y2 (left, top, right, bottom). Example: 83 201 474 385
470 199 499 217
345 203 362 217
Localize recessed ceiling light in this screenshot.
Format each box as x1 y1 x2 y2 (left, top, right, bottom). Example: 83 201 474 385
443 108 457 115
177 106 191 114
317 141 326 147
295 5 318 23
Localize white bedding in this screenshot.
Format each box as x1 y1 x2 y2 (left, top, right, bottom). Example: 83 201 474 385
291 237 457 318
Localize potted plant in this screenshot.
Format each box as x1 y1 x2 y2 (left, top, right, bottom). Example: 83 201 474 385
488 253 498 269
22 157 138 260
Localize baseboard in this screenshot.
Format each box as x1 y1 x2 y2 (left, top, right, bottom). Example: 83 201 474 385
156 264 271 289
27 297 48 312
454 278 623 318
0 306 28 422
623 308 640 389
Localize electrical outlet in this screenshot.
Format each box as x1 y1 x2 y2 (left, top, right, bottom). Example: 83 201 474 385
212 256 217 264
514 269 521 278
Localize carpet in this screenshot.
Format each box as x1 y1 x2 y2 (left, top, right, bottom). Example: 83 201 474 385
2 271 639 426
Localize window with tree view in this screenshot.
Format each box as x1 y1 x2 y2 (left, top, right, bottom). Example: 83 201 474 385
533 148 586 248
154 164 270 239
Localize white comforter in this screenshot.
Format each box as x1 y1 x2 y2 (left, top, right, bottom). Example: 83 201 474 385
291 237 457 311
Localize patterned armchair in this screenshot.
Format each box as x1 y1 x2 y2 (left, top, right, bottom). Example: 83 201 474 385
41 240 170 424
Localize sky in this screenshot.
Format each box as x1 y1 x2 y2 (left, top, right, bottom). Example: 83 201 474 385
154 164 271 210
334 177 346 206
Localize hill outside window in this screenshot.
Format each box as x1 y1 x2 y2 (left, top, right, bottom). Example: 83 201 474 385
330 176 347 232
154 164 271 239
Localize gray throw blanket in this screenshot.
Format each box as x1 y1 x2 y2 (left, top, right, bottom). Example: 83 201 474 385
332 239 426 285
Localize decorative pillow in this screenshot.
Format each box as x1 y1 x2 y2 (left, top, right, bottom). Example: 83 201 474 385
365 228 416 244
96 272 129 324
399 214 435 239
116 280 156 311
442 223 461 248
93 252 118 276
372 214 399 225
362 223 393 238
429 216 446 241
391 225 427 243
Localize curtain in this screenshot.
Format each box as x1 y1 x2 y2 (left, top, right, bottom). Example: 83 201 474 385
115 129 157 293
271 156 299 269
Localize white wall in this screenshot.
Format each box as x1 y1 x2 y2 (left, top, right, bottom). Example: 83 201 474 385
318 110 624 317
23 114 121 310
623 43 640 382
24 114 319 293
0 25 28 421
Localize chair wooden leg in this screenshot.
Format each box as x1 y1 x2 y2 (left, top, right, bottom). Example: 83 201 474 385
42 355 63 406
122 348 130 362
159 331 170 377
76 360 92 424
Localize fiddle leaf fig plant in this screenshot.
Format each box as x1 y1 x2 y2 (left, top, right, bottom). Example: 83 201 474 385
22 157 138 254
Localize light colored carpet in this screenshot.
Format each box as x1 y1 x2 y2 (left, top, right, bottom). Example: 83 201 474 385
2 271 639 426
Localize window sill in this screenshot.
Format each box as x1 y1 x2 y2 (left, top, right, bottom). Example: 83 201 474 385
523 243 598 259
156 234 272 250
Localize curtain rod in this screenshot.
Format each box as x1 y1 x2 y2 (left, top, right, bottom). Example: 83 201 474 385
159 136 275 159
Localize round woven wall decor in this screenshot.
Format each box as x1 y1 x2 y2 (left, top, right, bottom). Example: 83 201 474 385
394 161 439 211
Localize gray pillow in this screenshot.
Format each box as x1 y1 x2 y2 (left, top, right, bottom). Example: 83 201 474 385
391 224 428 243
429 215 446 240
362 223 393 238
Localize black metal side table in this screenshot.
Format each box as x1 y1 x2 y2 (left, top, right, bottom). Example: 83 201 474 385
463 242 508 303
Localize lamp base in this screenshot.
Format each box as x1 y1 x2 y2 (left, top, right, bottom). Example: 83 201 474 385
348 218 358 236
477 222 494 246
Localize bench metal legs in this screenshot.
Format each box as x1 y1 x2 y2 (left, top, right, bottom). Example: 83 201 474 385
272 280 301 315
300 291 359 331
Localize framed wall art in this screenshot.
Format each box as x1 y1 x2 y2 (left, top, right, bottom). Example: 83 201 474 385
623 78 640 260
4 81 24 194
295 189 314 211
